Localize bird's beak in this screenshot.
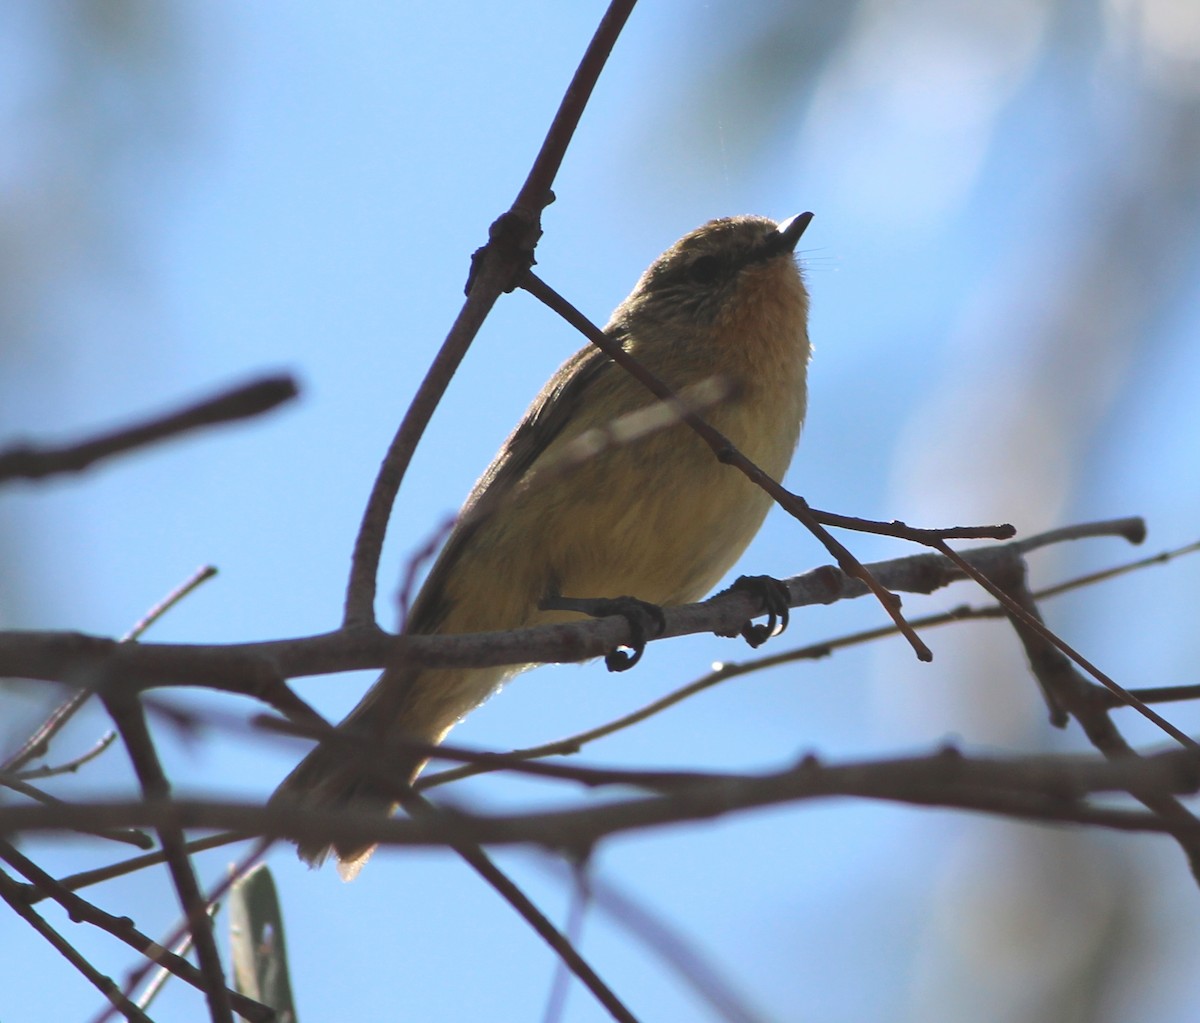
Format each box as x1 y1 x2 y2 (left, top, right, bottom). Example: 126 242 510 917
771 212 814 253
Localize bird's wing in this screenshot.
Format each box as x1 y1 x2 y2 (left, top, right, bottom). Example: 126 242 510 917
406 340 617 634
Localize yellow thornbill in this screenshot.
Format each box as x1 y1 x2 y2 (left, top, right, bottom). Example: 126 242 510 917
272 213 813 878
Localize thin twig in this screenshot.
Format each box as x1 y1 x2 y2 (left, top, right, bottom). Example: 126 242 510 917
806 508 1015 541
124 566 219 642
1034 536 1200 599
3 564 221 774
0 866 153 1023
1 687 100 774
0 375 297 484
931 539 1198 749
0 841 269 1021
974 558 1200 880
102 837 275 1023
255 717 712 791
12 731 118 781
1108 684 1200 708
508 2 638 223
0 771 151 847
25 831 249 902
583 871 770 1023
132 907 207 1017
401 791 640 1023
541 860 591 1023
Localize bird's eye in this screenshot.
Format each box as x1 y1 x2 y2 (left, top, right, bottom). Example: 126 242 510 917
687 255 722 285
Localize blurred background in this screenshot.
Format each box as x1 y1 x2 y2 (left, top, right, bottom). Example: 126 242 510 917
2 1 1200 1020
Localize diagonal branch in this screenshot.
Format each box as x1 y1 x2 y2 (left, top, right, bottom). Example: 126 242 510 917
0 375 297 485
931 537 1198 750
3 565 219 775
973 556 1200 881
101 688 234 1023
342 0 640 629
0 866 153 1023
399 791 640 1023
0 840 270 1022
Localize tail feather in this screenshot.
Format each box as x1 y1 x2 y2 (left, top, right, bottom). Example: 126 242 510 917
271 727 424 877
272 663 505 877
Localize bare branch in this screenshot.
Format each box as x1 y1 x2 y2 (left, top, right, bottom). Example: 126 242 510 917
23 831 247 901
0 841 269 1022
342 0 640 629
10 731 118 781
0 519 1145 698
0 866 153 1023
130 906 211 1019
3 565 220 775
0 771 150 848
102 690 234 1023
99 837 275 1023
931 537 1198 750
399 791 639 1023
123 566 219 642
0 375 297 484
4 745 1198 854
976 558 1200 881
582 871 771 1023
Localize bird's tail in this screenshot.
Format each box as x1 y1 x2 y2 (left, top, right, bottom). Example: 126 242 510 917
270 678 430 880
271 745 414 879
272 661 507 879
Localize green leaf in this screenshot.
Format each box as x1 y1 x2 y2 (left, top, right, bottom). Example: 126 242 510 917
230 864 297 1023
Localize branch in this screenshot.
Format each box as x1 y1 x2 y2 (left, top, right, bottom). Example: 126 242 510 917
0 519 1145 695
399 792 639 1023
3 565 219 774
0 770 150 848
5 745 1198 853
96 838 275 1023
9 731 118 781
975 557 1200 880
341 0 640 629
21 832 247 901
0 374 297 484
581 871 770 1023
102 690 234 1023
418 537 1183 788
931 536 1197 749
0 867 153 1023
0 841 270 1022
128 905 214 1020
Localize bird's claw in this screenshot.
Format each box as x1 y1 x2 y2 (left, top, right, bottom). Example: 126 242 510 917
540 594 666 672
721 575 791 648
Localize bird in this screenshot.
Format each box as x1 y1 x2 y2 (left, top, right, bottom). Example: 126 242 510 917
272 212 813 878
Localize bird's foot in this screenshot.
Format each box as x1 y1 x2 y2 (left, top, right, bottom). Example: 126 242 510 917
716 575 791 648
539 594 667 671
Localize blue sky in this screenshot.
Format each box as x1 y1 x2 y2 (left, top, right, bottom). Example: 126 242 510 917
4 3 1200 1021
